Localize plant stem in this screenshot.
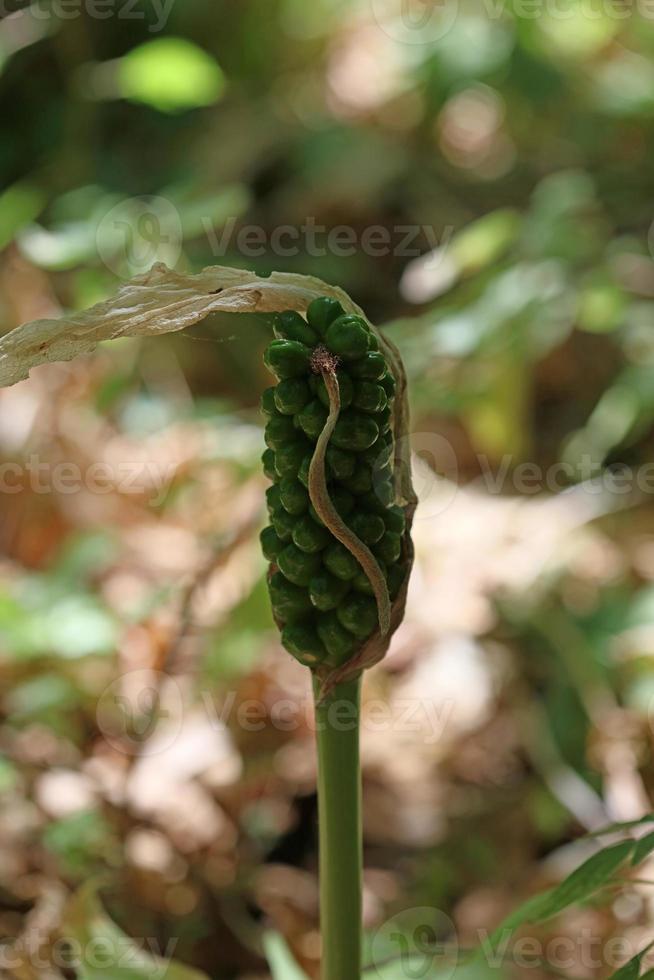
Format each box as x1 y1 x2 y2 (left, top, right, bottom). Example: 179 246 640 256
313 675 362 980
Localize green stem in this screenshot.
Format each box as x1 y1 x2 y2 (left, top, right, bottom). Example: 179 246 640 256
313 674 363 980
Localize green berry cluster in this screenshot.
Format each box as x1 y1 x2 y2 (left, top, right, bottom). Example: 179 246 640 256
260 297 408 670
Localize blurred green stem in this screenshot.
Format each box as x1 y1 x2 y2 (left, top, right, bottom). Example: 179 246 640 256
313 675 362 980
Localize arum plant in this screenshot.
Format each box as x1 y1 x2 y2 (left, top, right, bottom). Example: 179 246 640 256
0 263 416 979
261 299 415 978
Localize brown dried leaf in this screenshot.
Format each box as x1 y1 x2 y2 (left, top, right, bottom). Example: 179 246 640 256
0 263 362 388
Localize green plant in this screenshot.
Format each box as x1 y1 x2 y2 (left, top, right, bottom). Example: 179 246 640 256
260 299 415 979
0 265 417 980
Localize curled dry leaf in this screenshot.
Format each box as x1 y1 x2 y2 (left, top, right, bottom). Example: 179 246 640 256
0 263 416 692
0 263 360 388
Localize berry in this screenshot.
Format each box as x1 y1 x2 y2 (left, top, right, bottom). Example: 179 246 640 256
309 570 350 611
325 315 370 361
292 515 331 554
273 310 319 347
306 296 344 335
317 612 358 664
264 339 312 379
281 623 326 667
274 378 311 415
260 526 284 562
337 594 379 639
278 543 322 587
260 298 409 672
323 542 360 581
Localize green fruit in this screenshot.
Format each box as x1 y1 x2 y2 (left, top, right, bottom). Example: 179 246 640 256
297 399 329 440
268 571 312 622
272 508 296 541
387 563 405 600
325 315 370 361
281 623 326 667
273 310 319 347
265 415 297 450
352 381 387 415
331 412 379 451
260 526 284 562
352 561 386 595
264 339 311 379
331 486 355 516
306 296 344 335
384 505 406 535
308 487 353 524
373 460 393 486
278 544 322 586
323 542 359 581
262 448 276 481
377 405 392 432
315 370 354 410
297 454 312 488
309 570 349 611
325 445 355 480
348 512 386 546
260 299 410 674
379 371 396 399
274 378 311 415
261 387 278 416
279 477 309 515
316 612 358 663
362 437 392 469
341 463 373 495
292 514 330 553
266 484 282 516
358 491 386 515
373 477 395 508
275 440 311 479
309 504 324 526
337 594 378 639
349 352 386 380
375 531 402 565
